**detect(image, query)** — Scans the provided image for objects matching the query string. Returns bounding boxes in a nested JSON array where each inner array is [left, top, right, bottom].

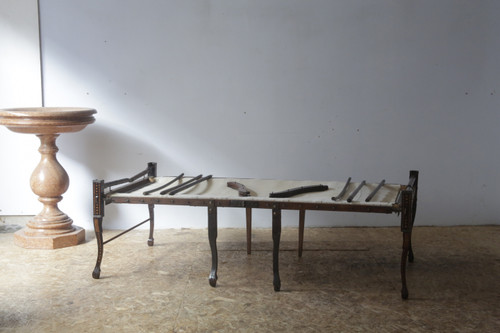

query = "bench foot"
[[92, 266, 101, 279], [273, 277, 281, 292], [209, 272, 218, 287], [401, 286, 409, 300]]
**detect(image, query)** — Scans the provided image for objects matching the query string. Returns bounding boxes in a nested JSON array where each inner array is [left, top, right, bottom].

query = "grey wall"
[[2, 0, 499, 229], [0, 0, 42, 215]]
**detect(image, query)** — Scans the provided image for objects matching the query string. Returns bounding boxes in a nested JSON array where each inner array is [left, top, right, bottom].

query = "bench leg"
[[246, 207, 252, 255], [401, 231, 412, 299], [408, 236, 414, 263], [298, 209, 305, 257], [147, 204, 155, 246], [92, 216, 103, 279], [272, 206, 282, 291], [208, 203, 218, 287], [400, 186, 416, 299]]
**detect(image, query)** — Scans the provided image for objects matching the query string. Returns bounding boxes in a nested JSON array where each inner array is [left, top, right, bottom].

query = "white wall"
[[0, 0, 42, 215], [2, 0, 499, 230]]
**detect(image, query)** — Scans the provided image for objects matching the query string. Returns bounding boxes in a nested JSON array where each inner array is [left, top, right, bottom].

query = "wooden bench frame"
[[92, 162, 418, 299]]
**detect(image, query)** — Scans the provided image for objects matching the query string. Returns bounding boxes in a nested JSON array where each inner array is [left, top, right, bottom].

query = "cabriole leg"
[[408, 237, 414, 263], [208, 202, 218, 287], [92, 216, 103, 279], [272, 206, 282, 291], [400, 188, 415, 299], [92, 179, 104, 279], [401, 231, 411, 299]]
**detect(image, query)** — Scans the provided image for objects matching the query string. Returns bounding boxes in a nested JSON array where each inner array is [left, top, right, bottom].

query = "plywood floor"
[[0, 225, 499, 332]]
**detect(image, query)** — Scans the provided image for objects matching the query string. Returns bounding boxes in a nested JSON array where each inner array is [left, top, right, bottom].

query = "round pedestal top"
[[0, 107, 96, 134]]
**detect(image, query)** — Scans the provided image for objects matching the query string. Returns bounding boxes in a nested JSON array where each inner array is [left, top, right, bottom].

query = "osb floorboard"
[[0, 226, 499, 332]]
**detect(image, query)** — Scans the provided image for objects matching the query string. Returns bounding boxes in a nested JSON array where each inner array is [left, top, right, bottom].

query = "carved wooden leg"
[[400, 187, 416, 299], [208, 202, 218, 287], [298, 209, 305, 257], [147, 204, 155, 246], [92, 216, 103, 279], [272, 206, 282, 291], [92, 180, 104, 279], [408, 237, 414, 263], [246, 207, 252, 255], [401, 231, 411, 299]]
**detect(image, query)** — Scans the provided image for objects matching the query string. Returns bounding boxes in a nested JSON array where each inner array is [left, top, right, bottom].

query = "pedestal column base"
[[14, 226, 85, 249]]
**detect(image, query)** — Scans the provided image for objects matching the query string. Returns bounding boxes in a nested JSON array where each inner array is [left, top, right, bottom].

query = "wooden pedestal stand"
[[0, 107, 96, 249]]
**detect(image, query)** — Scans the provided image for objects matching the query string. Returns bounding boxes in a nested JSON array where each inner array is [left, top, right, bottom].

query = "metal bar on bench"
[[144, 173, 184, 195], [365, 179, 385, 202], [107, 178, 153, 195], [269, 184, 329, 198], [103, 217, 151, 245], [124, 178, 155, 193], [332, 177, 351, 201], [160, 175, 202, 195], [347, 180, 366, 202], [169, 175, 213, 195], [103, 168, 150, 188]]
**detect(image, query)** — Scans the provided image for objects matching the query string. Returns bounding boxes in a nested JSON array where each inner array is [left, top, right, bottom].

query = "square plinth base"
[[13, 226, 85, 249]]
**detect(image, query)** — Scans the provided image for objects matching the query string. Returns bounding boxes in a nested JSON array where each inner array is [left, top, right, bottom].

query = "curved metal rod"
[[365, 179, 385, 202], [332, 177, 351, 201], [160, 174, 202, 195], [169, 175, 213, 195], [143, 173, 184, 195], [347, 180, 366, 202]]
